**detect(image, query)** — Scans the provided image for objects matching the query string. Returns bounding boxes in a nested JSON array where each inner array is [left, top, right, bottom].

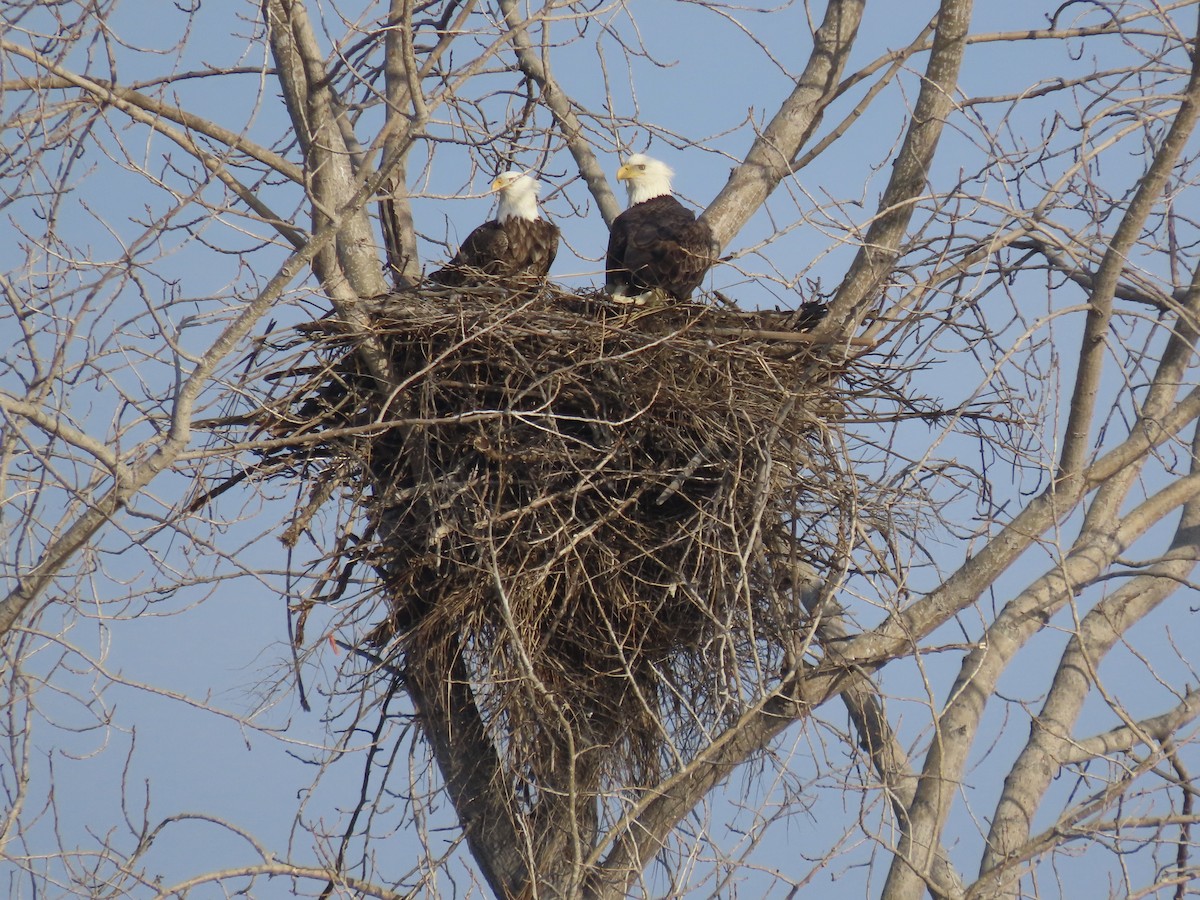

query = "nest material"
[[251, 285, 852, 786]]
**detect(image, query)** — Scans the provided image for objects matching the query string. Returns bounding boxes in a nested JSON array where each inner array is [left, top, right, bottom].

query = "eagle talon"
[[610, 294, 646, 306]]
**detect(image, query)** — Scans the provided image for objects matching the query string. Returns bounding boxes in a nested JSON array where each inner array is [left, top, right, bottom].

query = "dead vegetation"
[[219, 283, 890, 797]]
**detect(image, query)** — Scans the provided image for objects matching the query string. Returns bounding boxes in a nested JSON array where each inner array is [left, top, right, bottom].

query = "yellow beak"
[[489, 177, 507, 192], [616, 164, 634, 181]]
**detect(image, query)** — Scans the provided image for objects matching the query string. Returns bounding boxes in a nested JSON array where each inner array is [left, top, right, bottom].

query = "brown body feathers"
[[606, 194, 714, 302], [430, 216, 560, 287], [429, 172, 559, 288]]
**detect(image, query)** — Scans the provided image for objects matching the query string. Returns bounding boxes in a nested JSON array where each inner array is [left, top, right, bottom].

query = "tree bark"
[[702, 0, 865, 249], [403, 647, 530, 899], [820, 0, 975, 339], [263, 0, 390, 301]]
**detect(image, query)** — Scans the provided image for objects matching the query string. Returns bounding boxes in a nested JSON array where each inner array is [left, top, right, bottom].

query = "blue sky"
[[3, 1, 1199, 897]]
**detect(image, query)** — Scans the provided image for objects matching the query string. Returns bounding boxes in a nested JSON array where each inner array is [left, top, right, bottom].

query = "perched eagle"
[[429, 172, 559, 287], [605, 154, 715, 304]]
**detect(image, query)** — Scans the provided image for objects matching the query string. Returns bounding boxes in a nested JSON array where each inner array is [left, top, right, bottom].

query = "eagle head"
[[617, 154, 675, 205], [491, 171, 541, 221]]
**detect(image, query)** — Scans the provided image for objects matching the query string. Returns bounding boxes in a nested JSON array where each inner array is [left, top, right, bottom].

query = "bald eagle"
[[605, 154, 715, 304], [429, 172, 559, 287]]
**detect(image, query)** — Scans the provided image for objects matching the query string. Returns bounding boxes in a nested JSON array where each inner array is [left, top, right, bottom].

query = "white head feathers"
[[491, 171, 541, 222], [616, 154, 675, 206]]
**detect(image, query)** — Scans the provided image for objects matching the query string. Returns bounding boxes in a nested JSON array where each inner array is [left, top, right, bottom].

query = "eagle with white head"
[[430, 172, 559, 287], [605, 154, 715, 304]]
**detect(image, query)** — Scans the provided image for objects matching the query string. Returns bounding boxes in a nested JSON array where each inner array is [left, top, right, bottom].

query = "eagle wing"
[[605, 215, 631, 295], [429, 221, 511, 286], [430, 219, 558, 287], [506, 218, 560, 281]]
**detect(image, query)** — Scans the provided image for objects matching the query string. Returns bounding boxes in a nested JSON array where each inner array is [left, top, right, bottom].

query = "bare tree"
[[3, 1, 1200, 897]]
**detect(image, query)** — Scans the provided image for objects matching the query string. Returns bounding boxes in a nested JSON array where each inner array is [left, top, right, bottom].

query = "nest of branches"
[[242, 284, 867, 788]]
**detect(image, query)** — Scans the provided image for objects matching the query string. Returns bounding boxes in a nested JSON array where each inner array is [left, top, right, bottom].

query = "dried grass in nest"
[[248, 284, 858, 785]]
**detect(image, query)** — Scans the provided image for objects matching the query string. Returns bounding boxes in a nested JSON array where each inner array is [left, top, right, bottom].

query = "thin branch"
[[498, 0, 621, 227], [0, 40, 308, 249], [702, 0, 865, 251], [822, 0, 975, 341], [1057, 9, 1200, 478], [0, 153, 403, 638], [1009, 236, 1178, 310], [790, 19, 937, 174], [1, 73, 304, 183], [1059, 693, 1200, 766]]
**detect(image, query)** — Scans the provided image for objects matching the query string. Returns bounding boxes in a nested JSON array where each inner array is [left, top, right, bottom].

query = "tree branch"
[[823, 608, 967, 900], [377, 0, 427, 288], [498, 0, 621, 227], [880, 472, 1200, 900], [0, 40, 308, 249], [263, 0, 390, 299], [0, 394, 127, 478], [1058, 692, 1200, 766], [702, 0, 865, 251], [3, 72, 303, 183], [789, 19, 936, 175], [1056, 8, 1200, 478], [966, 751, 1173, 900], [844, 381, 1200, 668], [402, 650, 529, 900], [821, 0, 975, 338], [981, 403, 1200, 891], [1009, 236, 1178, 310], [0, 152, 402, 641]]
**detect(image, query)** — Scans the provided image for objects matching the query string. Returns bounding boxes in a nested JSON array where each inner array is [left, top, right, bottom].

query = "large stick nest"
[[238, 285, 866, 786]]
